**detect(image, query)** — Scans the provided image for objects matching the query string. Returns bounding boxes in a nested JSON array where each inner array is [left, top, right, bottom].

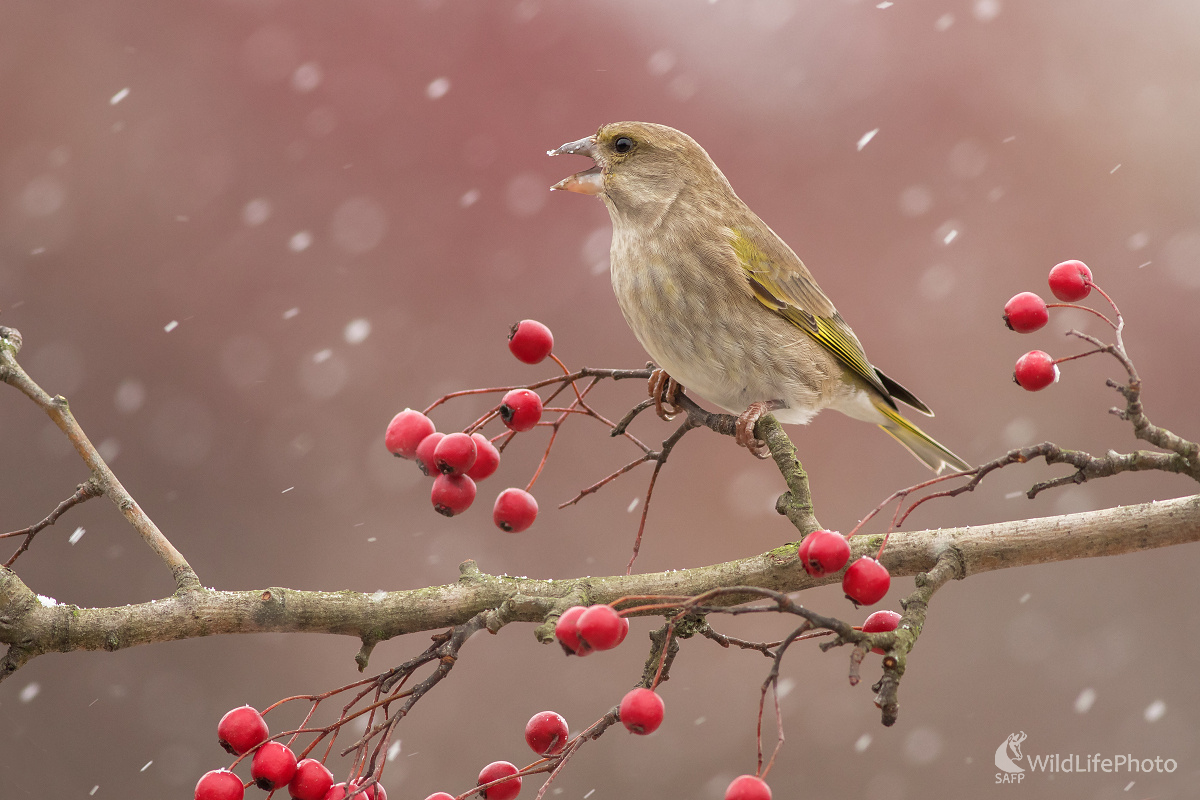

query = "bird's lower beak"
[[548, 135, 604, 195]]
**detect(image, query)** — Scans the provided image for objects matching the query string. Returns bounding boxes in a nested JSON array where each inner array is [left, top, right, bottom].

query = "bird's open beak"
[[548, 135, 604, 195]]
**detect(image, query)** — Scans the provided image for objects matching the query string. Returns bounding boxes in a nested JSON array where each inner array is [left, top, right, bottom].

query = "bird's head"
[[549, 122, 734, 223]]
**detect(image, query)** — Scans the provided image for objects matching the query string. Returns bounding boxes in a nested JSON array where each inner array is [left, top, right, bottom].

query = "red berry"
[[798, 529, 850, 577], [466, 433, 501, 481], [613, 615, 630, 647], [525, 710, 570, 756], [477, 761, 521, 800], [862, 609, 903, 655], [217, 705, 269, 755], [499, 389, 543, 432], [289, 759, 335, 800], [508, 320, 555, 365], [1048, 259, 1093, 301], [361, 782, 386, 800], [323, 783, 356, 800], [577, 605, 625, 651], [195, 769, 245, 800], [384, 410, 436, 459], [251, 741, 298, 791], [554, 605, 591, 655], [725, 775, 772, 800], [322, 782, 382, 800], [843, 557, 891, 606], [1013, 350, 1059, 391], [1003, 292, 1049, 333], [493, 488, 538, 532], [619, 688, 664, 735], [423, 795, 455, 800], [414, 432, 446, 477], [431, 473, 476, 516], [433, 431, 477, 475]]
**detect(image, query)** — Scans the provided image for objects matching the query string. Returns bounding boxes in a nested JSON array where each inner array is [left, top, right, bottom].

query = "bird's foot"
[[736, 401, 782, 459], [647, 368, 684, 421]]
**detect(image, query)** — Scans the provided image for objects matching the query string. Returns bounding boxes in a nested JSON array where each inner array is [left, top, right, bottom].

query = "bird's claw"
[[648, 369, 684, 421], [736, 402, 774, 459]]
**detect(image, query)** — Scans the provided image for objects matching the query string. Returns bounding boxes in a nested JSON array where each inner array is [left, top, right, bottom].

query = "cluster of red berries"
[[551, 604, 774, 798], [798, 529, 890, 606], [194, 706, 386, 800], [549, 605, 669, 736], [416, 709, 569, 799], [384, 320, 555, 531], [1003, 260, 1095, 391], [553, 603, 630, 655]]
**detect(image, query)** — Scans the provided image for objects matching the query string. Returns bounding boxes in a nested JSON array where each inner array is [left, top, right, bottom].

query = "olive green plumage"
[[550, 121, 970, 475]]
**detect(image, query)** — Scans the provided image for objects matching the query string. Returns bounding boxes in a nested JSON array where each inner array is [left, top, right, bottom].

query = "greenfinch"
[[549, 121, 970, 475]]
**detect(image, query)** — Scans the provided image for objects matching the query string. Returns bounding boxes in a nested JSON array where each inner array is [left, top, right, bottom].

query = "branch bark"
[[2, 494, 1197, 679]]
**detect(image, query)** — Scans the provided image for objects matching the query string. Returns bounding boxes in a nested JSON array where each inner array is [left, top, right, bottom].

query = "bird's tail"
[[875, 403, 971, 476]]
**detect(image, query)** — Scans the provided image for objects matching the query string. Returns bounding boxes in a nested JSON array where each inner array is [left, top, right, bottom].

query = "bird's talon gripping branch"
[[736, 401, 781, 459], [647, 368, 684, 421]]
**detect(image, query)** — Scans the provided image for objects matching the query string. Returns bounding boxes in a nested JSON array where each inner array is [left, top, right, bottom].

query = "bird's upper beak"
[[548, 135, 604, 195]]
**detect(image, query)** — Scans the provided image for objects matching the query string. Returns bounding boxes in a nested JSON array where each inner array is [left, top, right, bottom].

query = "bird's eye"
[[614, 136, 634, 154]]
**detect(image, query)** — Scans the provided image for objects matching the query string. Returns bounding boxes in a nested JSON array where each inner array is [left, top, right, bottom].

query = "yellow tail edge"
[[876, 404, 972, 476]]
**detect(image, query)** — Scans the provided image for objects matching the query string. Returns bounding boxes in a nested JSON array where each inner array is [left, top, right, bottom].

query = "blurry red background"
[[2, 1, 1199, 797]]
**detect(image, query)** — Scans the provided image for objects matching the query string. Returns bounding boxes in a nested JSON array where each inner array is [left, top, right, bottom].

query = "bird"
[[548, 121, 970, 475]]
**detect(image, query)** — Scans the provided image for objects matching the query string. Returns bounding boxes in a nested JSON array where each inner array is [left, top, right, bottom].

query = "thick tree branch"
[[2, 495, 1196, 681]]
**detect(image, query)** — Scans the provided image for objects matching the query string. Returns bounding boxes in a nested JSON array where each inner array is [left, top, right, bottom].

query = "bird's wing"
[[729, 226, 894, 403]]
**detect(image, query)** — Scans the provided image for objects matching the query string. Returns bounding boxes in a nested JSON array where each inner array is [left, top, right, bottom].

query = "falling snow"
[[856, 128, 879, 150], [289, 231, 313, 252], [292, 62, 323, 92], [242, 198, 272, 226], [647, 50, 676, 76], [855, 733, 873, 752], [19, 682, 40, 702], [283, 307, 300, 319], [115, 379, 146, 413], [163, 320, 179, 332], [344, 318, 371, 344], [1074, 687, 1096, 713], [69, 526, 85, 544], [1144, 699, 1166, 722], [110, 87, 130, 105], [974, 0, 1001, 21], [904, 727, 944, 765], [426, 77, 451, 99]]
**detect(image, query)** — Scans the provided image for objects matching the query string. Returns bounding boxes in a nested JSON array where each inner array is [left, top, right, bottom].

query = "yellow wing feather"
[[731, 228, 891, 401]]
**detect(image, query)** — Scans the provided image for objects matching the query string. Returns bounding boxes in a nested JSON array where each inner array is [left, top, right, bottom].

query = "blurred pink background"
[[3, 1, 1199, 797]]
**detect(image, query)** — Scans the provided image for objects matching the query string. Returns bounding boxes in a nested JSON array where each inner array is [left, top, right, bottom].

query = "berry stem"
[[1045, 301, 1116, 330], [649, 623, 674, 690], [548, 353, 584, 404], [1052, 346, 1109, 366]]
